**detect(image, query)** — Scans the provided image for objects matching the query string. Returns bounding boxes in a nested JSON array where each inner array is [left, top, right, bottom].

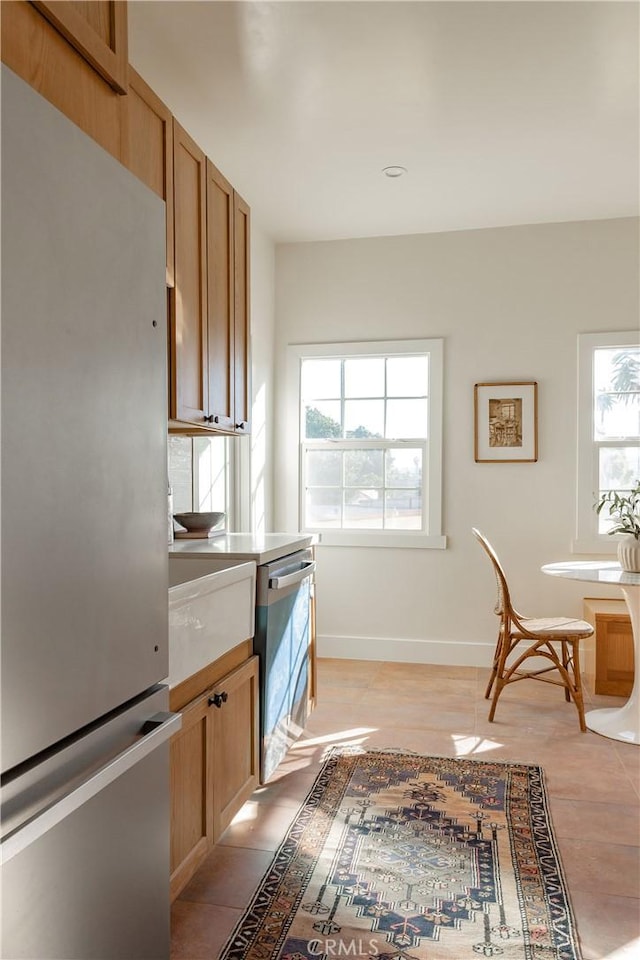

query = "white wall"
[[249, 223, 276, 534], [273, 218, 639, 665]]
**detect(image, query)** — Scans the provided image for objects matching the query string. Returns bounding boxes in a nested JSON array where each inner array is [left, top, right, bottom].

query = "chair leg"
[[569, 639, 587, 733], [485, 665, 497, 700], [561, 640, 571, 702], [488, 636, 510, 723], [555, 639, 587, 732], [485, 627, 505, 699]]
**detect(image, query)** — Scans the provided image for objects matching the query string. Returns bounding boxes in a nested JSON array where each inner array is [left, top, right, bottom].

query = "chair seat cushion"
[[513, 616, 594, 639]]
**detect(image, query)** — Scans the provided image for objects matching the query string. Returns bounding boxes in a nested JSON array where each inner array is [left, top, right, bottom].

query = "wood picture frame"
[[474, 381, 538, 462]]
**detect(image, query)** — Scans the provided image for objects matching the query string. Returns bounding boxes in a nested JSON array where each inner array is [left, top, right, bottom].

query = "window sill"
[[311, 532, 447, 549]]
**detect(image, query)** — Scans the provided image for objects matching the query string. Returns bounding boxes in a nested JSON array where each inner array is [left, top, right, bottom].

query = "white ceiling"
[[128, 1, 639, 243]]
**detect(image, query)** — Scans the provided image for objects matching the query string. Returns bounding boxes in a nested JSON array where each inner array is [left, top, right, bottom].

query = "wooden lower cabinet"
[[169, 690, 213, 900], [582, 598, 634, 697], [170, 654, 259, 900], [212, 656, 260, 837]]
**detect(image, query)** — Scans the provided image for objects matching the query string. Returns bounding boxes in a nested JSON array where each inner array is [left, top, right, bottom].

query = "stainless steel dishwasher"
[[254, 548, 316, 782]]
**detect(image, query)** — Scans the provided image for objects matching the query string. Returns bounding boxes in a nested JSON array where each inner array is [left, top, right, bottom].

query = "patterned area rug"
[[221, 750, 581, 960]]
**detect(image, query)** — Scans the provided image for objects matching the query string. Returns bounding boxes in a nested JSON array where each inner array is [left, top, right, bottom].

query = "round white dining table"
[[541, 560, 640, 745]]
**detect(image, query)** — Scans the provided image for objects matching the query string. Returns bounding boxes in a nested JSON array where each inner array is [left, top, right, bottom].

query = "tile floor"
[[171, 659, 640, 960]]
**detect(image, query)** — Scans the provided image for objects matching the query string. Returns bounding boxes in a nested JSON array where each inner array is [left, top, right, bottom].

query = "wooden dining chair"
[[472, 528, 594, 731]]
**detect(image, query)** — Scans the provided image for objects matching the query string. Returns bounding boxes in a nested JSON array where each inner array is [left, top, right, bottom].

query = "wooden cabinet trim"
[[170, 837, 208, 903], [233, 191, 251, 433], [2, 1, 125, 162], [31, 1, 129, 93], [169, 639, 253, 712]]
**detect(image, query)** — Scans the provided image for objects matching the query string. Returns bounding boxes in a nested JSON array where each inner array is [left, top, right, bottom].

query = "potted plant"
[[595, 480, 640, 572]]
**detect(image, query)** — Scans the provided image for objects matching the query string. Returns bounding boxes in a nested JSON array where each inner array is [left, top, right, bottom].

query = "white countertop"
[[169, 532, 315, 566]]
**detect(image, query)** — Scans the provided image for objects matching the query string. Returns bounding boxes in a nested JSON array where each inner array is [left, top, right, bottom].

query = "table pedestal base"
[[541, 563, 640, 744], [585, 698, 639, 744], [584, 583, 640, 744]]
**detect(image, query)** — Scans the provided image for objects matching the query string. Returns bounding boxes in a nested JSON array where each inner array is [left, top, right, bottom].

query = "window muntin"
[[303, 442, 423, 531], [302, 354, 429, 442]]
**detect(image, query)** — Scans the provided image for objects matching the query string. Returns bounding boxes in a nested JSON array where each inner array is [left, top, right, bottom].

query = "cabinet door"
[[126, 67, 175, 286], [233, 192, 251, 434], [170, 693, 213, 901], [31, 0, 128, 93], [171, 120, 208, 426], [1, 0, 125, 161], [205, 159, 235, 431], [211, 656, 259, 838]]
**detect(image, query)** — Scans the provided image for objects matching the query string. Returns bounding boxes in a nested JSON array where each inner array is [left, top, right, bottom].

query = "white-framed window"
[[168, 435, 234, 529], [574, 331, 640, 553], [284, 339, 446, 549]]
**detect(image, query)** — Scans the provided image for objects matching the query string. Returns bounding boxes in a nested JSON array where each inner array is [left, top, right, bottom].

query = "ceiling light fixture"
[[382, 165, 407, 178]]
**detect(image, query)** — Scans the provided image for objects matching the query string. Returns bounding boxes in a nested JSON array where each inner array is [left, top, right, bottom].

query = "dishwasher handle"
[[1, 710, 182, 864], [268, 560, 316, 591]]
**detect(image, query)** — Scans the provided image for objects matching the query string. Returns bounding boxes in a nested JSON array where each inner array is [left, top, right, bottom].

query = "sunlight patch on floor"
[[602, 939, 640, 959], [451, 733, 504, 756], [294, 727, 378, 747], [230, 801, 259, 826]]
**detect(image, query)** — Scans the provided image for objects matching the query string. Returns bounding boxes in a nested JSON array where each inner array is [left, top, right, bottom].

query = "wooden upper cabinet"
[[1, 0, 126, 161], [31, 0, 128, 93], [126, 67, 175, 286], [206, 160, 235, 432], [170, 147, 251, 435], [171, 120, 208, 427], [233, 192, 251, 434], [205, 162, 251, 435]]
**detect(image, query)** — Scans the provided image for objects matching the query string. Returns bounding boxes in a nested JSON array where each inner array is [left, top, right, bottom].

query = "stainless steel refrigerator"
[[1, 66, 180, 959]]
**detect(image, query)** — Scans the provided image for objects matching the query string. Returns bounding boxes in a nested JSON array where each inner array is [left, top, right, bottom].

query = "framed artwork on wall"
[[474, 381, 538, 462]]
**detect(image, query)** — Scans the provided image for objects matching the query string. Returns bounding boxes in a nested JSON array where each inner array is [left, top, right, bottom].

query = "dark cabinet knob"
[[209, 691, 228, 709], [204, 414, 215, 424], [235, 421, 247, 431]]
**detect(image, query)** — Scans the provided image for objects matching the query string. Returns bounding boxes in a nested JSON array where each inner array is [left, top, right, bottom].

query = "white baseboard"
[[317, 634, 495, 668]]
